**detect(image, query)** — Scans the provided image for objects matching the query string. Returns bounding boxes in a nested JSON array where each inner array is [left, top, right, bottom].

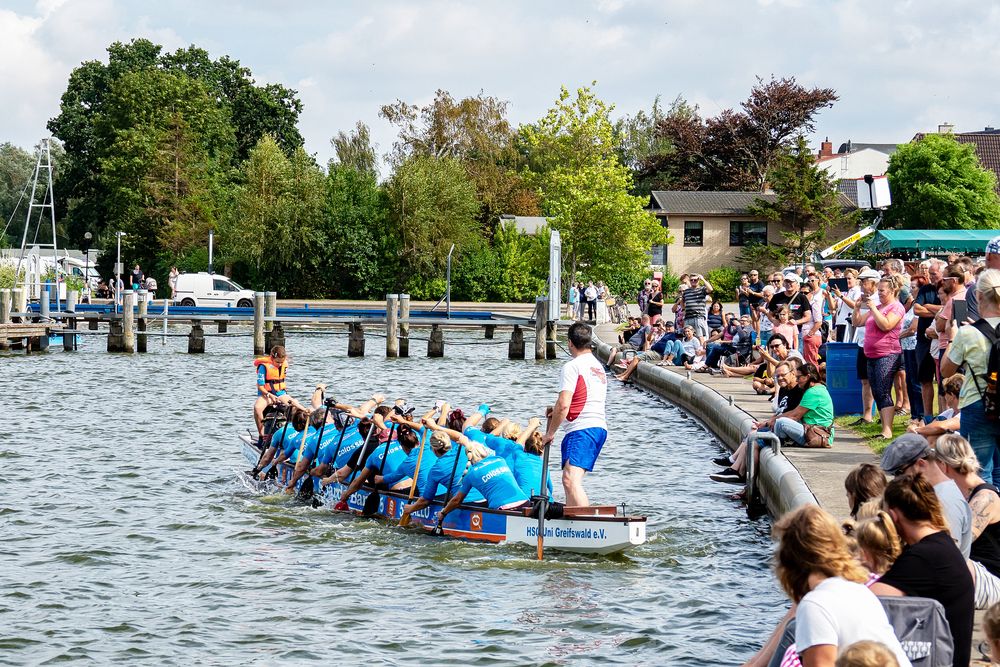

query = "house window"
[[729, 221, 768, 246], [683, 221, 703, 247]]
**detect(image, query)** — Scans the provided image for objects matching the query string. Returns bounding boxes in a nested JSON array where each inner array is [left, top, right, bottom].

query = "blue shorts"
[[561, 427, 608, 472]]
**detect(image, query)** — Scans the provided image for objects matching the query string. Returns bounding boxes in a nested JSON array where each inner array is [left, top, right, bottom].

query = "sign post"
[[548, 230, 561, 321]]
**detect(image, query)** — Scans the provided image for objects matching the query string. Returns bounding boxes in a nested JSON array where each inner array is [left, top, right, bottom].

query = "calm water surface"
[[2, 328, 785, 665]]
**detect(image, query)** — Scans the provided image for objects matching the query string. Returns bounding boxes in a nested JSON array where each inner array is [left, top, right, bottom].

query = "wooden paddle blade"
[[361, 490, 380, 517], [537, 535, 544, 561], [398, 514, 411, 527]]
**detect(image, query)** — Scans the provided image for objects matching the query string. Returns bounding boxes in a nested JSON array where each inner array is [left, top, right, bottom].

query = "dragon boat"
[[239, 435, 647, 555]]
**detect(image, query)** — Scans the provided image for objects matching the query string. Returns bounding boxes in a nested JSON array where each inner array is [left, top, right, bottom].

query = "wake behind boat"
[[239, 434, 647, 555]]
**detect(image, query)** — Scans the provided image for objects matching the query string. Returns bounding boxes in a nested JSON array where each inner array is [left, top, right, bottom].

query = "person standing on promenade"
[[682, 273, 713, 339], [584, 281, 598, 322], [168, 266, 179, 300], [543, 322, 607, 507]]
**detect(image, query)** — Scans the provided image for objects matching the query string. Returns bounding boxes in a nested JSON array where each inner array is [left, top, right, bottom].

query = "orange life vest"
[[254, 357, 287, 394]]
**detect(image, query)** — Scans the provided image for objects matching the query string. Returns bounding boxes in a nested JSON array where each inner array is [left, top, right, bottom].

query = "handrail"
[[745, 430, 781, 515]]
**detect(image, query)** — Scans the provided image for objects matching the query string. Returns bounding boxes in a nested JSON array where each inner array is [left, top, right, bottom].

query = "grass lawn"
[[833, 414, 914, 455]]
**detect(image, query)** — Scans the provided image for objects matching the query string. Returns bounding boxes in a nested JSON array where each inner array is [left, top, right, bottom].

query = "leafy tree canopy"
[[884, 133, 1000, 230]]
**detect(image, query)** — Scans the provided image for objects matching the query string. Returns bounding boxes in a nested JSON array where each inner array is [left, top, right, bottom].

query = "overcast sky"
[[3, 0, 999, 174]]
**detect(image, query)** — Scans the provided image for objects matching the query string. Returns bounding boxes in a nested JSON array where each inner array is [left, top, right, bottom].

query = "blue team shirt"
[[419, 447, 484, 503], [293, 425, 321, 464], [363, 441, 407, 477], [275, 424, 303, 460], [459, 456, 529, 508], [316, 423, 361, 468], [464, 429, 551, 499], [381, 441, 437, 489]]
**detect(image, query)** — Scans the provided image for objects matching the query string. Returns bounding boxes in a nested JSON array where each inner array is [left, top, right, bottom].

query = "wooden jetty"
[[2, 289, 572, 360]]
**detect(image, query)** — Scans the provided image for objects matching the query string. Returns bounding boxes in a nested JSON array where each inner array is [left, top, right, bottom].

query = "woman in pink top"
[[854, 276, 905, 439]]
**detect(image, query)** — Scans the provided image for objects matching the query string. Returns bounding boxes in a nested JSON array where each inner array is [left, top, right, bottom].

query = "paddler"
[[434, 441, 531, 526], [331, 419, 410, 509], [255, 408, 309, 478], [542, 322, 608, 507]]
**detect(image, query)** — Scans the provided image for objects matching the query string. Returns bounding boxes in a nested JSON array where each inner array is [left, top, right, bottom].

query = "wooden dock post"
[[217, 319, 228, 333], [0, 289, 10, 351], [122, 290, 135, 353], [398, 293, 410, 358], [508, 325, 525, 359], [188, 320, 205, 353], [268, 321, 285, 349], [427, 323, 444, 358], [107, 318, 124, 352], [136, 291, 148, 353], [484, 324, 496, 339], [546, 316, 557, 360], [63, 290, 78, 351], [385, 294, 399, 358], [264, 292, 277, 333], [253, 292, 265, 355], [12, 288, 25, 322], [348, 322, 365, 357], [89, 316, 99, 330], [533, 297, 546, 360]]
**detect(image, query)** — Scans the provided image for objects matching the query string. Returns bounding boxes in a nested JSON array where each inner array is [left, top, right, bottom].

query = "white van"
[[173, 272, 255, 307]]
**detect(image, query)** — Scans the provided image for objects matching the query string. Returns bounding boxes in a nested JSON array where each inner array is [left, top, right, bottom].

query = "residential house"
[[913, 124, 1000, 195], [815, 138, 898, 205], [647, 191, 856, 276]]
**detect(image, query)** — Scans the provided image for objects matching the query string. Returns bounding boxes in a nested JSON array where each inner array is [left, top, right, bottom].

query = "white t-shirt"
[[560, 352, 608, 433], [835, 285, 860, 327], [795, 577, 911, 666]]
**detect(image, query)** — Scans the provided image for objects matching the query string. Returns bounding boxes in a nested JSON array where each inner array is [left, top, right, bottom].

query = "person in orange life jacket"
[[253, 346, 302, 439]]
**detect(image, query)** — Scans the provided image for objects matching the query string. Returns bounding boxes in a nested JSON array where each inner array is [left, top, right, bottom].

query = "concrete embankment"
[[591, 325, 876, 520]]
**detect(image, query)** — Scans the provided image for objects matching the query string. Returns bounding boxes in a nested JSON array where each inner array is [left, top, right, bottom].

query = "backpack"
[[969, 319, 1000, 421], [877, 596, 954, 666]]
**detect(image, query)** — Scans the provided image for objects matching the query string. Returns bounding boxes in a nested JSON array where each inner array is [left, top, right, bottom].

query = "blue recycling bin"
[[825, 342, 863, 416]]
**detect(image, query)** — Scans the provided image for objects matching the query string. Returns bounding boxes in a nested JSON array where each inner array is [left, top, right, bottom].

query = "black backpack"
[[970, 319, 1000, 421]]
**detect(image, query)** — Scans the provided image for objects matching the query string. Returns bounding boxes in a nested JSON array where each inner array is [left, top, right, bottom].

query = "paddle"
[[361, 422, 396, 517], [332, 417, 377, 512], [296, 402, 332, 503], [398, 428, 429, 527], [249, 404, 287, 476], [535, 437, 553, 561], [434, 440, 464, 536]]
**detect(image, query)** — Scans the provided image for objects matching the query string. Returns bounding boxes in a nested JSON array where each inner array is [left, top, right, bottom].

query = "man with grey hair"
[[964, 235, 1000, 321]]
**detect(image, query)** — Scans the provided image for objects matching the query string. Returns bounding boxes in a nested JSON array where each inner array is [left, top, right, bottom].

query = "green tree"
[[614, 95, 673, 196], [884, 133, 1000, 230], [384, 155, 481, 291], [521, 84, 668, 293], [321, 164, 392, 297], [330, 122, 379, 178], [381, 90, 539, 233], [746, 136, 858, 265], [0, 142, 40, 245]]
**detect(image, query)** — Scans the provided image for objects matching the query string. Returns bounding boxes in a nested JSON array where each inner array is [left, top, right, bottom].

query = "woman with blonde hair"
[[854, 512, 902, 577], [936, 433, 1000, 608], [773, 505, 910, 666], [871, 473, 974, 667], [834, 640, 899, 667]]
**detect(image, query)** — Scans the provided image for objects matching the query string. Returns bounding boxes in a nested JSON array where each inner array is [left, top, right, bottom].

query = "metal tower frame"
[[15, 138, 60, 311]]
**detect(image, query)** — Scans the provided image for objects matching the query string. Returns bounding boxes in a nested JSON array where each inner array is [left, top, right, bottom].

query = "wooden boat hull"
[[239, 437, 646, 555]]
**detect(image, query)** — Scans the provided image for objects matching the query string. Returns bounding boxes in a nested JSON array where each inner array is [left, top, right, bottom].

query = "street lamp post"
[[83, 231, 92, 303]]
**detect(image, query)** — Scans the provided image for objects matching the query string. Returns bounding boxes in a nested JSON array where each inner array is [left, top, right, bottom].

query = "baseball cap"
[[858, 268, 881, 281], [987, 235, 1000, 255], [782, 273, 802, 284], [880, 433, 932, 476]]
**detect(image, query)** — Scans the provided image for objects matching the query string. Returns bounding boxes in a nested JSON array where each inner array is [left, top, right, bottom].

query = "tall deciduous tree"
[[614, 96, 673, 197], [521, 84, 668, 293], [384, 155, 481, 290], [330, 122, 379, 178], [884, 133, 1000, 230], [381, 90, 539, 232], [645, 77, 837, 191], [746, 136, 858, 266]]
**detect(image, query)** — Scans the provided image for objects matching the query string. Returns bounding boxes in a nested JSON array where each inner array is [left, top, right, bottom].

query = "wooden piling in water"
[[268, 321, 285, 350], [107, 318, 124, 352], [122, 291, 135, 353], [63, 290, 78, 351], [189, 320, 205, 353], [534, 297, 546, 360], [484, 324, 495, 339], [89, 316, 99, 330], [1, 289, 10, 351], [427, 323, 444, 357], [264, 292, 276, 333], [253, 292, 265, 355], [348, 322, 365, 357], [546, 320, 557, 359], [508, 325, 525, 359], [399, 293, 410, 358], [385, 294, 399, 358], [217, 320, 228, 333], [137, 291, 148, 353]]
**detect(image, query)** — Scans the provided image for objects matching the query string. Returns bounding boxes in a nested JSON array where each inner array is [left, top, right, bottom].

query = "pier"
[[2, 290, 570, 360]]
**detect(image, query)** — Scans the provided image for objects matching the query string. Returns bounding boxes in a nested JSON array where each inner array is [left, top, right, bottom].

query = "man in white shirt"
[[543, 322, 608, 507]]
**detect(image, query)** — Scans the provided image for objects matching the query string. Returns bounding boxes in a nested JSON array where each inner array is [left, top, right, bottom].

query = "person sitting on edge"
[[869, 473, 974, 667], [719, 333, 803, 379], [906, 374, 963, 444], [253, 346, 295, 439], [767, 362, 834, 449], [606, 313, 652, 369], [879, 432, 972, 558], [543, 322, 607, 508], [710, 358, 804, 484]]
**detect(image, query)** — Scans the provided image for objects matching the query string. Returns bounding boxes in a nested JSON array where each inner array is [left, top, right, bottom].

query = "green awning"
[[868, 229, 1000, 254]]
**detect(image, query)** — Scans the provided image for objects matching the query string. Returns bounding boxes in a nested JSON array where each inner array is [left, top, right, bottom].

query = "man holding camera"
[[682, 273, 714, 339]]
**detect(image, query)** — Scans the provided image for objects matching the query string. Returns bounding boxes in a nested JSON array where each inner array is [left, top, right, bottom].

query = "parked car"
[[173, 272, 254, 307]]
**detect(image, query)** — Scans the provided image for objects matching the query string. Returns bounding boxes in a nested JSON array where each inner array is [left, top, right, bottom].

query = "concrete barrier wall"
[[593, 337, 817, 518]]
